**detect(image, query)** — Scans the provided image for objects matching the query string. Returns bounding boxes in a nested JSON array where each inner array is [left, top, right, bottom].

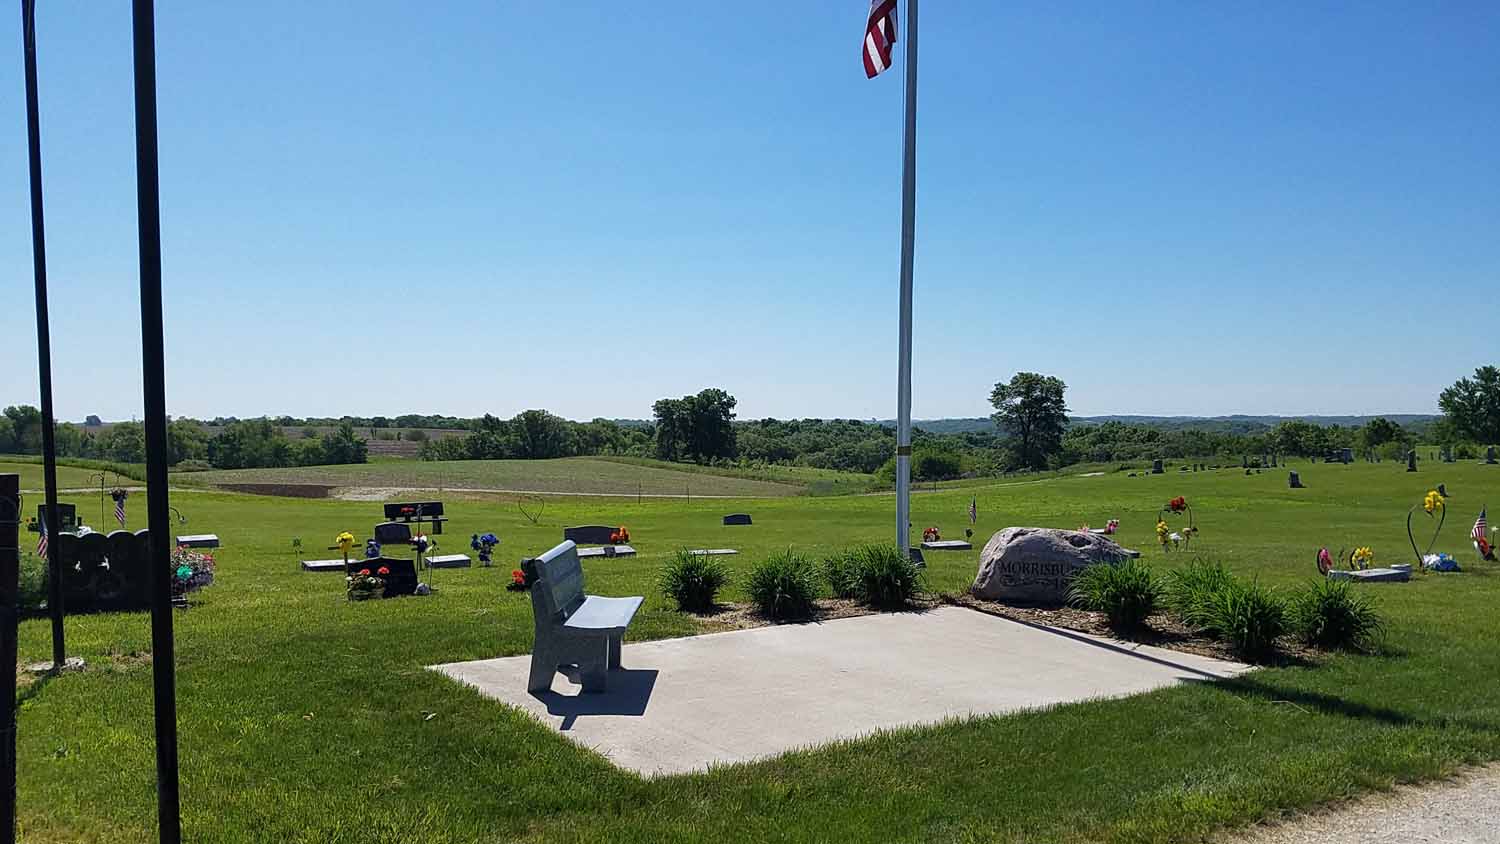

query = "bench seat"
[[564, 595, 644, 631]]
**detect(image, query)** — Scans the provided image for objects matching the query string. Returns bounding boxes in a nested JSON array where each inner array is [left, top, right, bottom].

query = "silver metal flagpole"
[[894, 0, 918, 551]]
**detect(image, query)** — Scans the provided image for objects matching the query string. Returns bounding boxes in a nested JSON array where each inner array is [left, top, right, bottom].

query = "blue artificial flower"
[[364, 539, 381, 559]]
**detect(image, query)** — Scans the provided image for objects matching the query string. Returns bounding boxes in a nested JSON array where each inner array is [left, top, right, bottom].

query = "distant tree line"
[[7, 364, 1494, 476], [1, 408, 368, 470]]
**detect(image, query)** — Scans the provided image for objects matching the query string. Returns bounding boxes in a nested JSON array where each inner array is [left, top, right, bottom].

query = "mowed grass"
[[175, 456, 806, 498], [9, 460, 1500, 843], [2, 460, 138, 493]]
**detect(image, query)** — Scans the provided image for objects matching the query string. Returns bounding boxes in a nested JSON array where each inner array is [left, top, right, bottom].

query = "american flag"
[[36, 514, 48, 558], [863, 0, 898, 79], [1476, 509, 1489, 545], [969, 497, 977, 525], [115, 495, 126, 528]]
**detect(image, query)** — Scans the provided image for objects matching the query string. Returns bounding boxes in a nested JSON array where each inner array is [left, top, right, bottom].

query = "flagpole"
[[894, 0, 918, 551], [21, 0, 68, 671], [129, 1, 182, 840]]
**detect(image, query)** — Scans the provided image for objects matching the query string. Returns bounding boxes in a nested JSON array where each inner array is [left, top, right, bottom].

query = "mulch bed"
[[944, 593, 1318, 666]]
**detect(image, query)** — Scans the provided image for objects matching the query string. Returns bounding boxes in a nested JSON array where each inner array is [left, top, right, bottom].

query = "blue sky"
[[2, 2, 1497, 423]]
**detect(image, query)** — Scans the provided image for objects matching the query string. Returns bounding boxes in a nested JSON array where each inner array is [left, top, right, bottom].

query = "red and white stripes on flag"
[[115, 496, 127, 528], [863, 0, 898, 78], [1476, 509, 1490, 544], [36, 516, 48, 558]]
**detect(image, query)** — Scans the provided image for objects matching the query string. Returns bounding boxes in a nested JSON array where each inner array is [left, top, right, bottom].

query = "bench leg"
[[608, 634, 622, 670], [527, 646, 556, 694]]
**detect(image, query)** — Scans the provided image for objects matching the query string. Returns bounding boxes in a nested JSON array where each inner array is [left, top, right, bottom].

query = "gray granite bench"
[[528, 540, 643, 694]]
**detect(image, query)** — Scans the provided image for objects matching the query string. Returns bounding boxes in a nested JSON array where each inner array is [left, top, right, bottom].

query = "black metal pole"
[[1, 473, 21, 844], [21, 0, 66, 670], [130, 2, 181, 841]]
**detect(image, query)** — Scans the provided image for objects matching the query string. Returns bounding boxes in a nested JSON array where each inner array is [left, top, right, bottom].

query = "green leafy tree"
[[3, 406, 44, 454], [653, 389, 738, 463], [989, 373, 1069, 470], [0, 415, 15, 453], [320, 421, 369, 465], [208, 419, 293, 469], [511, 410, 571, 459], [1439, 365, 1500, 445], [97, 421, 147, 463], [168, 419, 210, 464]]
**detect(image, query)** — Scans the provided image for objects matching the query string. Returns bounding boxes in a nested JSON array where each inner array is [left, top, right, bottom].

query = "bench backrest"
[[533, 540, 586, 622]]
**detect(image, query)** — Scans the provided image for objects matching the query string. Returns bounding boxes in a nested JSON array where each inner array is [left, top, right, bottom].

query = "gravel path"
[[1231, 766, 1500, 843]]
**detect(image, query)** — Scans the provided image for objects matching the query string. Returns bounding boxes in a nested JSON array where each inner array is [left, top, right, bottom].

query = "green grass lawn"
[[3, 459, 140, 493], [10, 460, 1500, 842], [171, 456, 807, 498]]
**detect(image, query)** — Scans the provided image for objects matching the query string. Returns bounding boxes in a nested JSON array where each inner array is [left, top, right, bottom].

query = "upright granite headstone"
[[1488, 446, 1497, 465], [1151, 459, 1164, 474], [971, 527, 1140, 604], [1288, 471, 1303, 489], [1407, 450, 1418, 472]]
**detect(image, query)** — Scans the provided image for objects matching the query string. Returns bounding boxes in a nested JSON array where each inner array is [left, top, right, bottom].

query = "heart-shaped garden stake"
[[1406, 487, 1449, 568]]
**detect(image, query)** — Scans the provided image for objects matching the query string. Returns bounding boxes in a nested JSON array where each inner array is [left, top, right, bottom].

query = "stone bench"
[[528, 540, 643, 694]]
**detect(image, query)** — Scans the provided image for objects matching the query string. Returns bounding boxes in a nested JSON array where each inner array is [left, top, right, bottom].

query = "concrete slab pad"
[[431, 606, 1250, 776]]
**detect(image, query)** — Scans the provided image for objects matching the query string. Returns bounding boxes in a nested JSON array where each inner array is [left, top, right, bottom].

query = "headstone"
[[1327, 567, 1410, 583], [1288, 471, 1303, 489], [375, 521, 412, 545], [425, 554, 471, 569], [175, 534, 220, 549], [35, 502, 78, 531], [722, 514, 753, 526], [1151, 459, 1164, 474], [1242, 456, 1248, 469], [1487, 446, 1497, 465], [971, 527, 1140, 604], [563, 525, 618, 545], [1406, 450, 1418, 472], [921, 539, 972, 551], [576, 544, 636, 559]]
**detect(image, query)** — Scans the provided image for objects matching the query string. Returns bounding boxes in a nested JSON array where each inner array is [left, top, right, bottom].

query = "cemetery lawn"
[[172, 456, 810, 498], [11, 460, 1500, 843]]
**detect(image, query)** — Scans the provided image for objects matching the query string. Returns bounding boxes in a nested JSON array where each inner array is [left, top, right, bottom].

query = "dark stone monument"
[[52, 529, 153, 612], [34, 502, 77, 531], [1242, 456, 1249, 469], [563, 525, 618, 545], [1406, 450, 1418, 472], [1488, 446, 1497, 465], [1151, 459, 1164, 474], [1288, 471, 1303, 489], [722, 513, 753, 526], [374, 521, 412, 545]]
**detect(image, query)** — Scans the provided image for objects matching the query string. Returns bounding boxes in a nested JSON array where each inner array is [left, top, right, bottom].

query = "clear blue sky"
[[3, 2, 1496, 423]]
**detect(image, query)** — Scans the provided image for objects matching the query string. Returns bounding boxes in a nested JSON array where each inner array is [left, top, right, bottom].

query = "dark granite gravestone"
[[722, 514, 753, 526], [374, 521, 412, 545], [1288, 471, 1303, 489], [1151, 459, 1164, 474], [1488, 446, 1497, 465], [563, 525, 618, 545], [351, 557, 418, 597], [35, 502, 77, 532], [1407, 450, 1418, 472], [52, 529, 153, 612], [383, 501, 447, 534]]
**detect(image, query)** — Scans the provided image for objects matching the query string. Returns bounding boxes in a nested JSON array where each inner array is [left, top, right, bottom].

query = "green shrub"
[[1068, 560, 1161, 630], [1207, 579, 1287, 659], [17, 553, 47, 614], [1164, 558, 1236, 633], [823, 549, 863, 599], [659, 550, 729, 613], [851, 544, 923, 608], [747, 550, 820, 621], [1290, 578, 1383, 651]]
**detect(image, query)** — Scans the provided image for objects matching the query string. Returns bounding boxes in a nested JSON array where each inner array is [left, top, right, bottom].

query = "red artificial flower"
[[357, 569, 371, 576], [511, 569, 527, 585], [377, 566, 390, 576], [1168, 496, 1187, 513]]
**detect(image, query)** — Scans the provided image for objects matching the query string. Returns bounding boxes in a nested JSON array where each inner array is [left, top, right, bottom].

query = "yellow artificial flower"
[[1423, 490, 1445, 513], [336, 531, 355, 551]]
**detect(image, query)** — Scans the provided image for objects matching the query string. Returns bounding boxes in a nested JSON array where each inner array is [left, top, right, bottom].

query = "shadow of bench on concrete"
[[532, 668, 660, 730]]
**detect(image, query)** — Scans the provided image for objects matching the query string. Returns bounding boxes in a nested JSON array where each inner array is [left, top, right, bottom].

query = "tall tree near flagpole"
[[130, 1, 182, 839], [21, 0, 68, 671], [864, 0, 918, 550]]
